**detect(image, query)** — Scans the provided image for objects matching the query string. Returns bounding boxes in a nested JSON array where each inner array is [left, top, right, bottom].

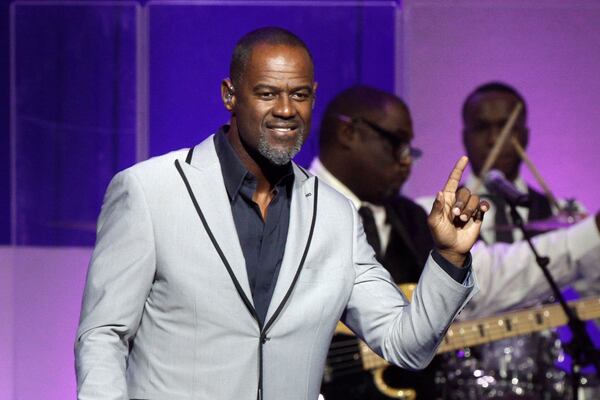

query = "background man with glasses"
[[311, 85, 439, 399], [311, 86, 427, 283]]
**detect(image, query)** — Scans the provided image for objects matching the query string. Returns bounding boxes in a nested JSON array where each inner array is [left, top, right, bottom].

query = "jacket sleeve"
[[75, 170, 156, 400], [341, 199, 478, 370]]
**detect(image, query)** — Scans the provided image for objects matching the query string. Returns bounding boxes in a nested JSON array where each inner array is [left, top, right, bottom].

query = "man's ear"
[[338, 119, 358, 149], [311, 82, 318, 110], [221, 78, 236, 111]]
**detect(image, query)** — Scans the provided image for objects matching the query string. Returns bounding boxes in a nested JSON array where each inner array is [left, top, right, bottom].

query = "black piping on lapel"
[[263, 176, 318, 333], [296, 165, 310, 178], [175, 153, 319, 400], [174, 158, 259, 323], [174, 156, 319, 328], [185, 147, 194, 164]]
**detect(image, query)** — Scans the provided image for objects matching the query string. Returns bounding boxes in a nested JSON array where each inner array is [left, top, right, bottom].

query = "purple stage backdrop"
[[9, 0, 397, 247], [3, 0, 600, 399], [401, 0, 600, 212], [0, 247, 90, 400]]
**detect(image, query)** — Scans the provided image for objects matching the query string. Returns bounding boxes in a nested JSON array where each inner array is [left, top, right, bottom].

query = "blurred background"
[[1, 0, 599, 398]]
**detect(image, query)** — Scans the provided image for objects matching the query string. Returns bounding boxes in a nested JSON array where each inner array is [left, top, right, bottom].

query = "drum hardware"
[[327, 282, 600, 398], [503, 201, 600, 400]]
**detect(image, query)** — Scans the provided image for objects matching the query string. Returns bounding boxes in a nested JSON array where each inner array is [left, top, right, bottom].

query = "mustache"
[[265, 118, 303, 129]]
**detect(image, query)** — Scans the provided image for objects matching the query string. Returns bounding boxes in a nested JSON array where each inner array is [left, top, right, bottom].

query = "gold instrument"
[[334, 284, 600, 398]]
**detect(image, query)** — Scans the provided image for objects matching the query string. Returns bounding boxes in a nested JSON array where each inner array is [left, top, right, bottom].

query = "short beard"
[[257, 131, 304, 166]]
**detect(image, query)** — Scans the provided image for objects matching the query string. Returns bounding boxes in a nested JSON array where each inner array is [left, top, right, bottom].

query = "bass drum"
[[577, 374, 600, 400], [436, 330, 571, 399]]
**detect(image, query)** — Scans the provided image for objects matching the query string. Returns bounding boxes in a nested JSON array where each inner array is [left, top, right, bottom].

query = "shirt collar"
[[309, 157, 362, 208], [214, 125, 294, 202]]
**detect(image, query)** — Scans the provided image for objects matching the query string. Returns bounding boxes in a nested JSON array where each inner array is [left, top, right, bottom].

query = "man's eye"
[[473, 124, 490, 133], [258, 92, 275, 99], [291, 92, 310, 101]]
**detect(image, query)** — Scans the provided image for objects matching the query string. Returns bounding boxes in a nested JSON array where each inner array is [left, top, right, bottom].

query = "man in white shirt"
[[440, 81, 578, 243], [426, 81, 600, 399]]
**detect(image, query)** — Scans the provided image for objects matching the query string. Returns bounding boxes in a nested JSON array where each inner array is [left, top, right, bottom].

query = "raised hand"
[[427, 156, 489, 267]]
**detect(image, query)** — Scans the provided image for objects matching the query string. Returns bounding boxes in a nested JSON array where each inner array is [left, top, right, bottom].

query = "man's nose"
[[397, 155, 413, 167], [486, 125, 502, 146], [272, 95, 296, 118], [395, 148, 413, 166]]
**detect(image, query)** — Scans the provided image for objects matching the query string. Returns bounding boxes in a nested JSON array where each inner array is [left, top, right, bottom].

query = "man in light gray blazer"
[[75, 27, 489, 400]]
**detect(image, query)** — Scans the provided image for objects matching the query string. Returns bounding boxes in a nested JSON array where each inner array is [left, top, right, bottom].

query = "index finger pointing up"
[[443, 156, 469, 193]]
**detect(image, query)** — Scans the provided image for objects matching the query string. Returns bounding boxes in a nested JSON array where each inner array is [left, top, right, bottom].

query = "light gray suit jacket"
[[75, 134, 478, 400]]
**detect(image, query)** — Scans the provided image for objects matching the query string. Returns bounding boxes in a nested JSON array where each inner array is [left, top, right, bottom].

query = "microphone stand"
[[508, 204, 600, 399]]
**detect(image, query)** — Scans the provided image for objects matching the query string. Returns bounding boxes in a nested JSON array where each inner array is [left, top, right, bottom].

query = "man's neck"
[[311, 157, 392, 251], [311, 157, 361, 208]]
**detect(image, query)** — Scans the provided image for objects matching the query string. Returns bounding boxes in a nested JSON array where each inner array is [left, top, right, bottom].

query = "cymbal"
[[493, 211, 588, 233], [525, 218, 575, 232]]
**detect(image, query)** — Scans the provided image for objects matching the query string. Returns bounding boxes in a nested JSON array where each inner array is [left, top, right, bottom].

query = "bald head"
[[229, 27, 314, 89]]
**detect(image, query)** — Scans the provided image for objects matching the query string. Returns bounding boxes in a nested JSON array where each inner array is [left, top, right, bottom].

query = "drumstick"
[[510, 137, 561, 211], [471, 102, 523, 193]]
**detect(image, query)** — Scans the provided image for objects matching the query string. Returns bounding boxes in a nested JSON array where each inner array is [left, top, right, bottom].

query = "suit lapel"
[[264, 165, 316, 324], [177, 138, 318, 329], [177, 135, 254, 309]]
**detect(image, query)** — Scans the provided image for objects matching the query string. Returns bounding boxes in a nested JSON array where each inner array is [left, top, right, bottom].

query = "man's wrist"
[[435, 248, 467, 268], [431, 250, 471, 283]]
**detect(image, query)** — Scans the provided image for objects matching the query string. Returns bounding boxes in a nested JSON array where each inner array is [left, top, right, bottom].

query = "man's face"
[[225, 44, 317, 165], [351, 101, 415, 204], [462, 91, 528, 181]]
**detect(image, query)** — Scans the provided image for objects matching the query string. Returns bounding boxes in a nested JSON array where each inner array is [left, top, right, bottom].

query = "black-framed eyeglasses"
[[336, 114, 422, 161]]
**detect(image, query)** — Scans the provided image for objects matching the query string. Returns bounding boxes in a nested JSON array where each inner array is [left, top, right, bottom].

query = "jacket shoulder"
[[109, 148, 190, 186]]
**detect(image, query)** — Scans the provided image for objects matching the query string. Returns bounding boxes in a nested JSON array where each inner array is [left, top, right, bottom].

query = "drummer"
[[417, 81, 600, 399], [456, 81, 580, 242]]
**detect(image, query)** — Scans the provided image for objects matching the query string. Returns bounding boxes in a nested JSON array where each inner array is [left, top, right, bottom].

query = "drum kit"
[[437, 317, 600, 399]]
